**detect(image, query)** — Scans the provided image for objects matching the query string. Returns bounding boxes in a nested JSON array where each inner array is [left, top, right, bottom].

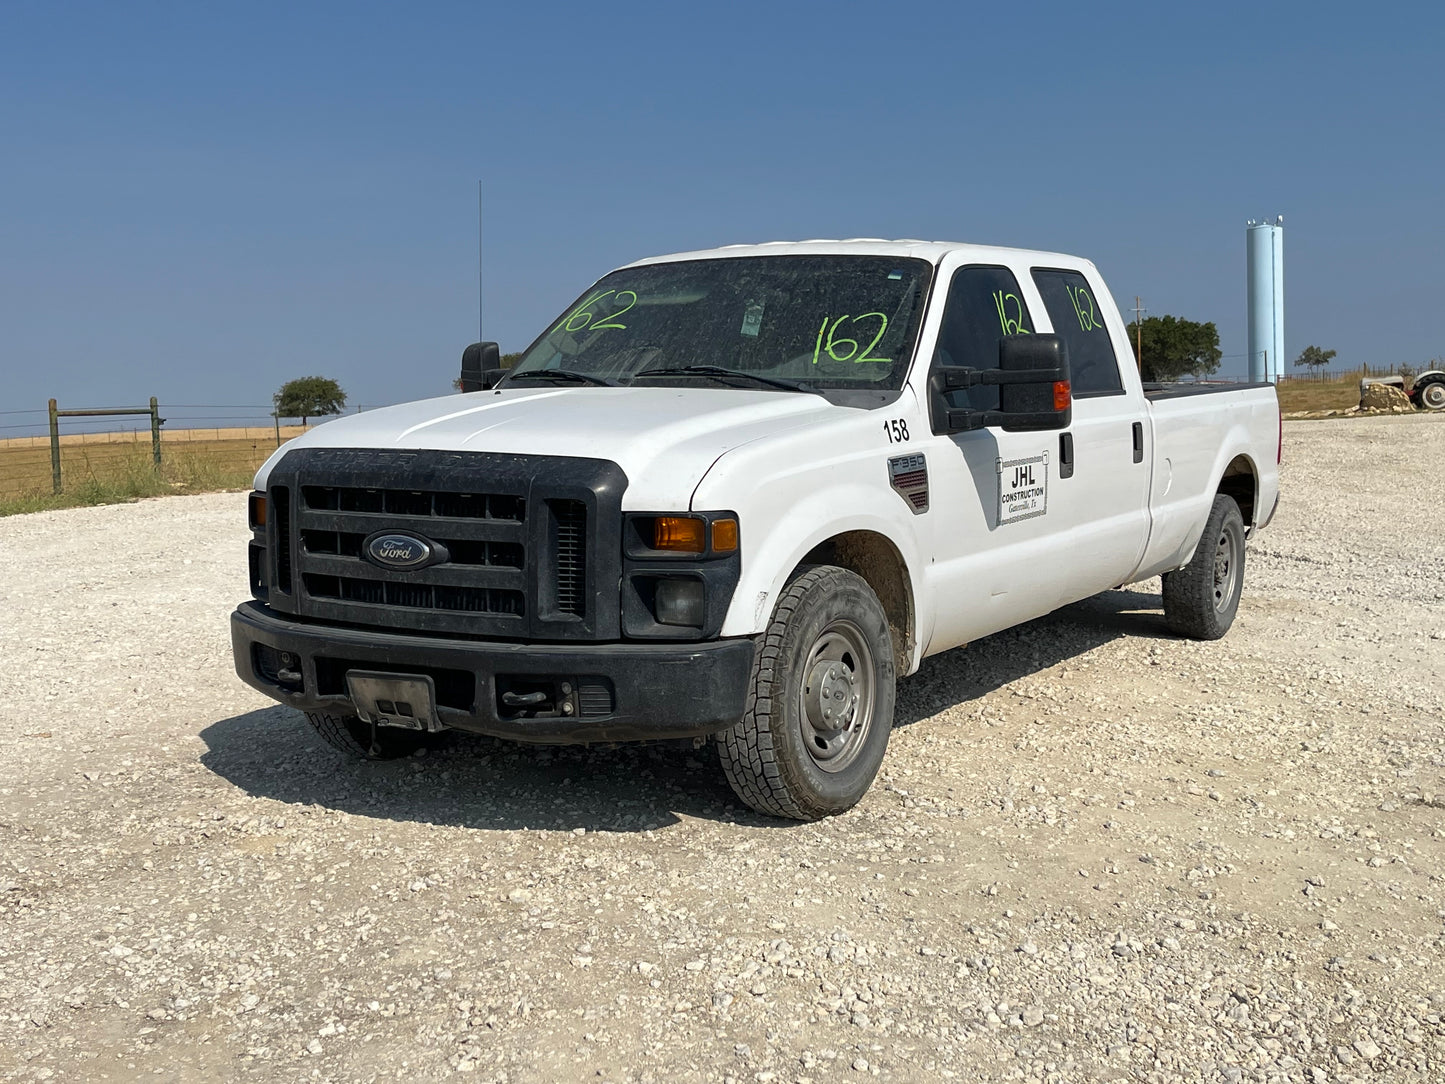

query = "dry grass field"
[[1274, 376, 1366, 413], [0, 426, 308, 513]]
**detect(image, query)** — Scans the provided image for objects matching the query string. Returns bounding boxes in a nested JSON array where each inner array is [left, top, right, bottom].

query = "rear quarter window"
[[1030, 269, 1124, 397]]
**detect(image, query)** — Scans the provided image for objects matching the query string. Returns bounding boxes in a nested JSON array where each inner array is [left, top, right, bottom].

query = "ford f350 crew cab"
[[233, 240, 1281, 820]]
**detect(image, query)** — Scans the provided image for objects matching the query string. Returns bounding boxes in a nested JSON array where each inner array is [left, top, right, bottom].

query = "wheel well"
[[1218, 455, 1257, 525], [795, 531, 914, 674]]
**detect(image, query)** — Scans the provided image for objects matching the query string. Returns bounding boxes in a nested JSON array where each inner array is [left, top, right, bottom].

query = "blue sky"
[[2, 1, 1441, 433]]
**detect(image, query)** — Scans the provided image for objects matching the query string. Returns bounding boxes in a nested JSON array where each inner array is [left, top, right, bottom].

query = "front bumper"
[[231, 601, 756, 744]]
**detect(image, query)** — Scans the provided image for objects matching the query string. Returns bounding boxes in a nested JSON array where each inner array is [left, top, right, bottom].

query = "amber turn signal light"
[[248, 491, 267, 529], [1053, 381, 1072, 411], [653, 515, 706, 552], [711, 518, 739, 553]]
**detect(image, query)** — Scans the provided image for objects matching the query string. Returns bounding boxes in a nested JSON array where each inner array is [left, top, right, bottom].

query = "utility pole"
[[1131, 297, 1147, 375]]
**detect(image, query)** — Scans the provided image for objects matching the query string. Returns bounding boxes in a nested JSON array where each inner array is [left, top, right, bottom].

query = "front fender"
[[712, 487, 927, 674]]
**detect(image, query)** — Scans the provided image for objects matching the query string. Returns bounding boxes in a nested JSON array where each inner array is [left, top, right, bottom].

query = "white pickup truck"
[[233, 240, 1280, 820]]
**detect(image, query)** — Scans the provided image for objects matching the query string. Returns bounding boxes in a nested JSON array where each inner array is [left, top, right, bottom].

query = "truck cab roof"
[[622, 238, 1095, 271]]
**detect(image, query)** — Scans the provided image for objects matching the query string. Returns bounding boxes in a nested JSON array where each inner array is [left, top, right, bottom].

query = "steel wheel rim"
[[1423, 383, 1445, 410], [799, 619, 875, 773], [1212, 525, 1239, 613]]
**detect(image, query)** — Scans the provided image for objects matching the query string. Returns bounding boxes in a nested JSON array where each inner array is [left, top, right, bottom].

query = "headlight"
[[628, 513, 739, 557], [248, 490, 267, 529], [621, 511, 741, 639]]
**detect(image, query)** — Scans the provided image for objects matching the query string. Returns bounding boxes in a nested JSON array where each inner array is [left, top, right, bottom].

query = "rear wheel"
[[304, 711, 431, 760], [1162, 494, 1246, 640], [1415, 377, 1445, 411], [718, 566, 896, 820]]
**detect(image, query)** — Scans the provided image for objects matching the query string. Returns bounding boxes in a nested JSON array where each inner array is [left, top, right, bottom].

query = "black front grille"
[[551, 500, 587, 618], [302, 573, 525, 615], [273, 486, 292, 593], [260, 448, 626, 640], [299, 528, 524, 569], [289, 480, 528, 630], [301, 485, 524, 522]]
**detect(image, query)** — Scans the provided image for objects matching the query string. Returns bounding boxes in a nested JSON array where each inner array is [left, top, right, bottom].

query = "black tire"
[[303, 711, 431, 760], [1414, 377, 1445, 411], [718, 566, 896, 820], [1162, 494, 1246, 640]]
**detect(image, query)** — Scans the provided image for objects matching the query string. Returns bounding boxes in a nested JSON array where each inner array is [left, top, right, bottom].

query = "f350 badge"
[[888, 454, 928, 514]]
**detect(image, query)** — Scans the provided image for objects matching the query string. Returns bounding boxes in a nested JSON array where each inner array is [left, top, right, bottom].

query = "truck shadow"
[[895, 586, 1171, 727], [198, 587, 1171, 831]]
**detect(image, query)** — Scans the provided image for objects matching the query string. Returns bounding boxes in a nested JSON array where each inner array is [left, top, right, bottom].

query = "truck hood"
[[254, 386, 837, 508]]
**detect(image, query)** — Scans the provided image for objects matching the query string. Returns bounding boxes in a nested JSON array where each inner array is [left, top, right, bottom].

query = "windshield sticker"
[[997, 452, 1049, 524], [1065, 283, 1105, 332], [812, 313, 891, 364], [741, 302, 764, 338], [551, 289, 637, 335], [887, 270, 903, 280], [993, 291, 1031, 337]]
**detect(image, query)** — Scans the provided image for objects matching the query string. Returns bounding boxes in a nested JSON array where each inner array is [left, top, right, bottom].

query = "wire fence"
[[0, 403, 389, 444], [1276, 364, 1421, 383]]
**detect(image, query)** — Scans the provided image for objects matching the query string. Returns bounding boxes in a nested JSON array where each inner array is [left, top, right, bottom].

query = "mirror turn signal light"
[[1053, 381, 1072, 411], [248, 491, 267, 529]]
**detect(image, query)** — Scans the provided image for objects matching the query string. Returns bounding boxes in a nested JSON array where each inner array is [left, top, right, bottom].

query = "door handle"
[[1132, 422, 1144, 464], [1058, 432, 1074, 478]]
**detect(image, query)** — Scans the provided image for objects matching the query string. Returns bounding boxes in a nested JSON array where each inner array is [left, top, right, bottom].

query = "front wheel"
[[718, 566, 896, 820], [1161, 494, 1246, 640]]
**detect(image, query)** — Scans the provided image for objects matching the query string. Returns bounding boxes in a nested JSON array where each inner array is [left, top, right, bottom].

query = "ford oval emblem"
[[364, 531, 435, 570]]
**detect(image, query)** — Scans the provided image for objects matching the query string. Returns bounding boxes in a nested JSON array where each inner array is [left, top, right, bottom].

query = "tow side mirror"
[[459, 341, 503, 392], [929, 334, 1072, 434]]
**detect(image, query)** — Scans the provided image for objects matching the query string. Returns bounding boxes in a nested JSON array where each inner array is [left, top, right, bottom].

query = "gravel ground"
[[1, 413, 1442, 1084]]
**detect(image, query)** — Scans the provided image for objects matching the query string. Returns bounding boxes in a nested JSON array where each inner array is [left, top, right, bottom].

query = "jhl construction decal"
[[997, 452, 1048, 525]]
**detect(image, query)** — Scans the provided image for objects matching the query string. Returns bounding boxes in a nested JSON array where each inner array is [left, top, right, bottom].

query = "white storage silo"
[[1246, 217, 1285, 382]]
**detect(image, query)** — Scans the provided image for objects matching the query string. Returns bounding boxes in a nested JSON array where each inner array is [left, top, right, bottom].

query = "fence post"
[[273, 412, 281, 448], [48, 398, 61, 494], [150, 397, 162, 468]]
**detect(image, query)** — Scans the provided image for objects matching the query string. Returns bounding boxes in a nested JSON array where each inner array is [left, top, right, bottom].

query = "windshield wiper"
[[632, 365, 822, 395], [506, 369, 617, 388]]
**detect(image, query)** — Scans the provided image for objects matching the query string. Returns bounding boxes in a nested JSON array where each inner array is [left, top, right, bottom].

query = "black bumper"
[[231, 601, 755, 744]]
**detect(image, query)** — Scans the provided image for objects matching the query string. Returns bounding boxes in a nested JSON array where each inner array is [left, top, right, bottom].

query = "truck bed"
[[1142, 381, 1274, 400]]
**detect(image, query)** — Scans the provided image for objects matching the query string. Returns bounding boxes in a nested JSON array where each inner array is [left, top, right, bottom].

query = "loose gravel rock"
[[1, 413, 1442, 1082]]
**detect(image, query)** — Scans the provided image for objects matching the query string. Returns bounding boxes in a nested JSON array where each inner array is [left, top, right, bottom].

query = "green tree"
[[1294, 345, 1337, 370], [274, 376, 346, 425], [1123, 315, 1223, 382]]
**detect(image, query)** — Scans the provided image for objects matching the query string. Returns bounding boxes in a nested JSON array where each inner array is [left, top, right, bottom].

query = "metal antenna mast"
[[485, 181, 491, 343]]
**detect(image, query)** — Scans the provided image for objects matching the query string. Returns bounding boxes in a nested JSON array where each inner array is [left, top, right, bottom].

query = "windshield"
[[508, 255, 934, 394]]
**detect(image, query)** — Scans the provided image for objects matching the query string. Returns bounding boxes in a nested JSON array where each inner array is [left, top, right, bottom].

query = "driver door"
[[919, 262, 1076, 652]]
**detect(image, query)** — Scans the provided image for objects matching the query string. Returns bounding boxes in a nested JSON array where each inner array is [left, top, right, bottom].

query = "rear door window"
[[1030, 269, 1123, 397], [933, 265, 1035, 412]]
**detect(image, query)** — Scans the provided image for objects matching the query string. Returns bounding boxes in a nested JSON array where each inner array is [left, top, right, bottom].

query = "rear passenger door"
[[1029, 267, 1151, 601]]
